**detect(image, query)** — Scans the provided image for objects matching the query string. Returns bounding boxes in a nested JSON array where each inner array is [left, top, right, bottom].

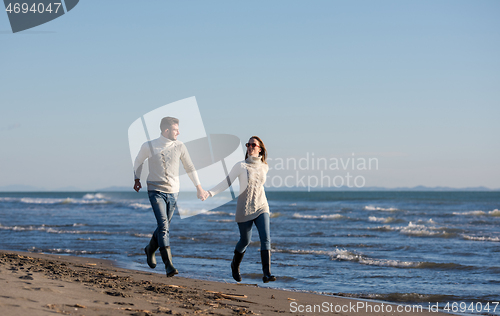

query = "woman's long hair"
[[245, 136, 267, 164]]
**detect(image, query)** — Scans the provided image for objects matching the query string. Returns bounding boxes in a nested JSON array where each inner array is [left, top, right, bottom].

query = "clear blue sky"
[[1, 0, 499, 190]]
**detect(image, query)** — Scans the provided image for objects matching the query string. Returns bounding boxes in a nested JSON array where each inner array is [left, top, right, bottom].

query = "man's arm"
[[179, 144, 208, 200], [132, 142, 150, 192]]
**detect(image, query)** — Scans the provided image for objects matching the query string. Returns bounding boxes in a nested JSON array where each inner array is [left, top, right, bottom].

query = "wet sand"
[[0, 250, 450, 315]]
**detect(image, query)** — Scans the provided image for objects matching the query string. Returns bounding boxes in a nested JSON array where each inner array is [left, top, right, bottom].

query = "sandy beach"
[[0, 250, 454, 316]]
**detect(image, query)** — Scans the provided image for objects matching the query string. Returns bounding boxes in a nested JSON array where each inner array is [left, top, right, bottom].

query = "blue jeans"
[[148, 191, 178, 248], [235, 212, 271, 253]]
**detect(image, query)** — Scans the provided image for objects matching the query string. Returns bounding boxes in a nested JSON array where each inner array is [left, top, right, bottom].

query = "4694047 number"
[[443, 302, 499, 314], [5, 3, 62, 14]]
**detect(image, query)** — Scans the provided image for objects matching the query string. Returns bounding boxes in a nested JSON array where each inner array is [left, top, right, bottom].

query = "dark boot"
[[261, 250, 276, 283], [231, 250, 245, 282], [144, 235, 159, 269], [159, 246, 178, 277]]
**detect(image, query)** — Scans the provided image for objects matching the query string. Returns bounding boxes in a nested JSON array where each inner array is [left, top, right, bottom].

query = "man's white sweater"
[[134, 135, 200, 193]]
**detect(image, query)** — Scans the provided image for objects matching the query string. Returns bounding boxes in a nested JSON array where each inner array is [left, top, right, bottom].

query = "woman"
[[207, 136, 276, 283]]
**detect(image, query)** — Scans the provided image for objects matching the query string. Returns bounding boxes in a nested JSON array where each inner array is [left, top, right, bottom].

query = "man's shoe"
[[144, 235, 159, 269], [159, 246, 178, 277]]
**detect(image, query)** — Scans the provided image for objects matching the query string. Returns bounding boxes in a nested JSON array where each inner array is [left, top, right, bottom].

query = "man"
[[133, 116, 208, 277]]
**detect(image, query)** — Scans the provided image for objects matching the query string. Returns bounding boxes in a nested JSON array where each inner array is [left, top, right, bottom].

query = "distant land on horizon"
[[0, 185, 499, 192]]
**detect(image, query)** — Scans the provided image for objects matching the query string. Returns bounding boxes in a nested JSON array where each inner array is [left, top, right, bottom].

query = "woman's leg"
[[254, 212, 271, 251], [254, 212, 276, 283], [230, 220, 253, 281], [235, 220, 253, 253]]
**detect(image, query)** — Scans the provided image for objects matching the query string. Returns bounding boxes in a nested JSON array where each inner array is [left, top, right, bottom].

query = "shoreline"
[[0, 250, 452, 315]]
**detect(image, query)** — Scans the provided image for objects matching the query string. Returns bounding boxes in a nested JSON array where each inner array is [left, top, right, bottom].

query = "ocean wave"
[[131, 233, 152, 238], [0, 223, 115, 235], [489, 209, 500, 216], [399, 222, 456, 238], [129, 203, 151, 210], [29, 247, 117, 255], [332, 248, 476, 271], [338, 292, 461, 303], [451, 209, 500, 217], [273, 248, 335, 256], [178, 208, 210, 216], [368, 216, 400, 223], [332, 248, 418, 268], [364, 205, 399, 211], [82, 193, 107, 200], [462, 235, 500, 242], [198, 210, 234, 216], [275, 246, 478, 271], [292, 213, 345, 220], [368, 225, 401, 231], [453, 210, 486, 216], [1, 196, 110, 205]]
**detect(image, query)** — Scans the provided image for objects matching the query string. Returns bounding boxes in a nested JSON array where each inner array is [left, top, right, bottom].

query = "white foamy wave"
[[332, 248, 418, 268], [129, 203, 151, 210], [462, 235, 500, 242], [29, 247, 116, 255], [275, 248, 418, 269], [12, 196, 109, 205], [416, 218, 437, 224], [199, 210, 233, 216], [82, 193, 106, 200], [19, 197, 70, 204], [131, 233, 152, 238], [368, 216, 399, 223], [399, 222, 453, 237], [452, 210, 486, 216], [489, 209, 500, 217], [369, 216, 386, 222], [368, 225, 401, 231], [0, 223, 113, 235], [274, 249, 334, 256], [178, 208, 210, 217], [364, 205, 399, 211], [292, 213, 344, 220]]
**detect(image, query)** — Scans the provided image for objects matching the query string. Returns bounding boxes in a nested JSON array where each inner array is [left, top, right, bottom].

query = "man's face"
[[165, 124, 180, 141]]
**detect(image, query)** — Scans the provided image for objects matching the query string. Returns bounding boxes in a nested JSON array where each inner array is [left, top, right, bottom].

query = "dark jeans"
[[235, 212, 271, 253], [148, 190, 178, 248]]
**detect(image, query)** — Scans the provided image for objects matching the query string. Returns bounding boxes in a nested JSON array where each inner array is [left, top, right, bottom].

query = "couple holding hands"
[[133, 117, 276, 283]]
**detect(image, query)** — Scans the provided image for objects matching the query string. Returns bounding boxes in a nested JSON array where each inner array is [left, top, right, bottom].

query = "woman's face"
[[247, 138, 261, 157]]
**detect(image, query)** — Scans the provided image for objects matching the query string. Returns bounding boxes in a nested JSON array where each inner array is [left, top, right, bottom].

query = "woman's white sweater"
[[208, 156, 269, 223]]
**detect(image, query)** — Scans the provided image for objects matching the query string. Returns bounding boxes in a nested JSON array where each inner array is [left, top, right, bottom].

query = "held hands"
[[196, 185, 210, 201], [133, 179, 142, 192]]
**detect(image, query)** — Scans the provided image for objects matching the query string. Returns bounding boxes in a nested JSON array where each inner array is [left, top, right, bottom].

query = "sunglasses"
[[245, 143, 260, 148]]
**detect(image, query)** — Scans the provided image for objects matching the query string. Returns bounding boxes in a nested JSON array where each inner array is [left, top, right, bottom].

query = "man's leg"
[[148, 191, 178, 276], [254, 213, 276, 283], [160, 192, 179, 277], [144, 232, 159, 269], [148, 191, 170, 248]]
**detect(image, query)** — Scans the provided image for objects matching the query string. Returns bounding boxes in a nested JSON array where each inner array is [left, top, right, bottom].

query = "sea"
[[0, 191, 499, 314]]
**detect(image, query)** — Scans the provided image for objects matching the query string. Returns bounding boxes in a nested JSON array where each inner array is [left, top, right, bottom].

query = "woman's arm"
[[208, 162, 243, 197]]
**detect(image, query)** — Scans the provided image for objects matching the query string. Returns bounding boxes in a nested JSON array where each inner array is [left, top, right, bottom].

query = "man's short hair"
[[160, 117, 179, 132]]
